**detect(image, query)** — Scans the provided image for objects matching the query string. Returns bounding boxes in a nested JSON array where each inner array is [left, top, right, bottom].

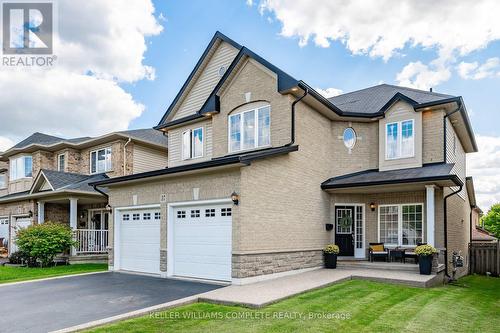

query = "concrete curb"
[[0, 271, 108, 288], [50, 295, 199, 333]]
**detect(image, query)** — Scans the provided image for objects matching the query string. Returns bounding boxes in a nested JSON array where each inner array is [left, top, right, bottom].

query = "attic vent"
[[218, 66, 226, 77]]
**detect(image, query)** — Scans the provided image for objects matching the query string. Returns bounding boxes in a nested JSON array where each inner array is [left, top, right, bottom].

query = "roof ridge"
[[380, 83, 453, 98]]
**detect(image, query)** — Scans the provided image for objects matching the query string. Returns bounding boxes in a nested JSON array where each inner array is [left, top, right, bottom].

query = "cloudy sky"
[[0, 0, 499, 210]]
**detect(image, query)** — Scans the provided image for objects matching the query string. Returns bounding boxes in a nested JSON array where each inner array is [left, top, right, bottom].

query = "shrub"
[[15, 222, 76, 267], [323, 244, 340, 254], [415, 244, 438, 257], [8, 251, 27, 265]]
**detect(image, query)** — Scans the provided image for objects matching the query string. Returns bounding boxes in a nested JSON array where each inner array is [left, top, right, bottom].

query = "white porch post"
[[69, 198, 78, 256], [37, 201, 45, 224], [425, 185, 435, 247]]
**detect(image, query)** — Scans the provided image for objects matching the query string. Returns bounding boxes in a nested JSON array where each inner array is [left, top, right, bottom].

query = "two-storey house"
[[0, 129, 168, 262], [92, 32, 478, 283]]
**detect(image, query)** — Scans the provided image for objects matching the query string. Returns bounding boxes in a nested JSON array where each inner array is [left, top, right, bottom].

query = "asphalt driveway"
[[0, 272, 223, 333]]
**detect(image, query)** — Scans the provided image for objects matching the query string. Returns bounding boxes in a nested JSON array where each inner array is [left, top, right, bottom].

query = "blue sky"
[[127, 0, 500, 138]]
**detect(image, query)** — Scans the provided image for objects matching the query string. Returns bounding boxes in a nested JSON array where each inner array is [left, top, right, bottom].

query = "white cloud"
[[258, 1, 500, 87], [315, 87, 343, 98], [0, 0, 162, 150], [457, 57, 500, 80], [0, 137, 15, 152], [467, 135, 500, 210], [396, 61, 451, 90], [246, 0, 254, 6]]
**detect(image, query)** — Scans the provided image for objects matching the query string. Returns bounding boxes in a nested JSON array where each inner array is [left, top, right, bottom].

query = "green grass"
[[0, 263, 108, 284], [88, 275, 499, 333]]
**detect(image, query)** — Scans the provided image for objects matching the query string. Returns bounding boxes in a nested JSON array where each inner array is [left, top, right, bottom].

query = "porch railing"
[[74, 229, 108, 254]]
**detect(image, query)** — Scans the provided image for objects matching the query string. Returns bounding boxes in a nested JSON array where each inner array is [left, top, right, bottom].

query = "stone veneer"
[[232, 250, 323, 278]]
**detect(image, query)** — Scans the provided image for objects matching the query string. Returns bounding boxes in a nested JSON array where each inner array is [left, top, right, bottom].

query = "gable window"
[[379, 204, 423, 246], [10, 155, 32, 180], [386, 119, 414, 160], [0, 172, 6, 189], [90, 147, 112, 174], [229, 105, 270, 153], [58, 154, 66, 172], [182, 127, 203, 160]]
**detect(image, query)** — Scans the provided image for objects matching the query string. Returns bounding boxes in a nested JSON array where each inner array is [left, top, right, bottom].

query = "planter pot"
[[324, 253, 338, 269], [418, 255, 433, 275]]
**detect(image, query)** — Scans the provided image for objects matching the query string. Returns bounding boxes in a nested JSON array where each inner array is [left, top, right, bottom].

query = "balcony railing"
[[74, 229, 108, 254]]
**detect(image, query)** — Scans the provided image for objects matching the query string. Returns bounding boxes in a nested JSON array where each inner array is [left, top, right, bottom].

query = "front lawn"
[[0, 264, 108, 284], [88, 275, 499, 333]]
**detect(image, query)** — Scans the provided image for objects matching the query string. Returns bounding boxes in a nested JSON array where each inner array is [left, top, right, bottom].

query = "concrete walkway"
[[199, 268, 442, 308]]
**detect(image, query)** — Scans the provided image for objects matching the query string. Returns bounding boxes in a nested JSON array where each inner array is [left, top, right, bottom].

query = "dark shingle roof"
[[40, 169, 108, 194], [11, 132, 65, 150], [118, 128, 168, 146], [328, 84, 455, 115], [321, 163, 461, 189]]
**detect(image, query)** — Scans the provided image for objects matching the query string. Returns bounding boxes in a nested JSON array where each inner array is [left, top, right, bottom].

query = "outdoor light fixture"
[[370, 203, 376, 211], [28, 210, 33, 218], [105, 204, 112, 212], [231, 192, 239, 205]]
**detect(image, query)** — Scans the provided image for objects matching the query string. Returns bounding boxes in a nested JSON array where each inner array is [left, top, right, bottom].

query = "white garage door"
[[10, 217, 32, 253], [173, 203, 232, 281], [119, 209, 161, 275]]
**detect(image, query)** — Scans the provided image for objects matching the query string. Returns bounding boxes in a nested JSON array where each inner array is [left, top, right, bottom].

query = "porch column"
[[426, 185, 435, 247], [37, 201, 45, 224], [69, 198, 78, 256]]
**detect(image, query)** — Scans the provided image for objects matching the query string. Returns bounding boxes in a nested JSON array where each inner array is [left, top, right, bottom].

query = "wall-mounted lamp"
[[231, 192, 239, 206], [80, 209, 87, 220], [28, 210, 33, 218], [105, 204, 113, 212], [370, 203, 376, 212]]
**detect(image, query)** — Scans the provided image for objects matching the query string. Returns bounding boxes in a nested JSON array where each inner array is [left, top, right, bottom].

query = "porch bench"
[[369, 243, 389, 262]]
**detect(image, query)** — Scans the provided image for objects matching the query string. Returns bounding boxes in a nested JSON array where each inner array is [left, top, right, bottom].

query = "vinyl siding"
[[446, 118, 466, 199], [172, 41, 239, 121], [133, 144, 168, 174]]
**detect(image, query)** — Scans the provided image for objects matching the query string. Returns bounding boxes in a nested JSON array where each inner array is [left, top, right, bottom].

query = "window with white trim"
[[379, 204, 423, 246], [122, 214, 130, 221], [0, 172, 6, 189], [221, 208, 232, 216], [386, 119, 414, 160], [90, 147, 112, 174], [143, 213, 151, 220], [58, 153, 65, 172], [132, 213, 140, 221], [182, 127, 203, 160], [229, 105, 270, 153], [190, 209, 200, 218], [154, 212, 161, 220], [10, 155, 32, 180]]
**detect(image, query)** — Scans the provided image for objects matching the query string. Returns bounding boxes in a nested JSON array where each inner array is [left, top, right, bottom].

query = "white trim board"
[[333, 203, 366, 259]]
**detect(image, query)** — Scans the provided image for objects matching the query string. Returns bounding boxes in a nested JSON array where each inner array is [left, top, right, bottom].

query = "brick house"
[[0, 130, 168, 262], [87, 31, 478, 283]]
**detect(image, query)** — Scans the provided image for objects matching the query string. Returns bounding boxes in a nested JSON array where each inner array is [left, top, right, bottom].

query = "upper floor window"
[[90, 147, 112, 174], [58, 153, 65, 172], [0, 172, 7, 189], [10, 155, 32, 180], [182, 127, 203, 160], [386, 119, 414, 160], [229, 105, 270, 153]]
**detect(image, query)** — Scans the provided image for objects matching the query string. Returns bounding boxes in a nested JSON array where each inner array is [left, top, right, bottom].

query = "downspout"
[[123, 137, 132, 175], [92, 184, 109, 199], [443, 184, 463, 279], [285, 86, 308, 147]]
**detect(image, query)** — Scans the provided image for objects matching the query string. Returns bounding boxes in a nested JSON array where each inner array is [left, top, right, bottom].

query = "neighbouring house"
[[0, 129, 168, 262], [466, 177, 497, 243], [91, 32, 478, 283]]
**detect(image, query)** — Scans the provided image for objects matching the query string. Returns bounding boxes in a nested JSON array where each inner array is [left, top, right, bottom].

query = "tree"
[[481, 203, 500, 239]]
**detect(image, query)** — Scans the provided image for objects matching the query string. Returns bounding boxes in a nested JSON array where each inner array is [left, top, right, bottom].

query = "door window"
[[336, 208, 353, 234]]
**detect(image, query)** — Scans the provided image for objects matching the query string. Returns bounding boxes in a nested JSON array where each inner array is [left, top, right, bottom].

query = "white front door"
[[173, 203, 232, 281], [10, 216, 32, 253], [0, 217, 9, 248], [119, 209, 161, 274]]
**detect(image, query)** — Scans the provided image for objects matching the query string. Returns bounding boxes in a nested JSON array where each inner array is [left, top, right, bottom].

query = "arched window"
[[228, 104, 270, 152]]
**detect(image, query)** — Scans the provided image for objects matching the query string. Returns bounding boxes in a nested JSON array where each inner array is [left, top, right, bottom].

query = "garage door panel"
[[173, 203, 232, 281], [119, 209, 160, 275]]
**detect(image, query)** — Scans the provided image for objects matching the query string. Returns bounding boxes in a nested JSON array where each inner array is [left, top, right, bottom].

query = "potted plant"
[[415, 244, 438, 275], [323, 244, 340, 269]]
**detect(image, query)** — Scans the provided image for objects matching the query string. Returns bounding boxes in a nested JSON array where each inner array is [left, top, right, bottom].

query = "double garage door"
[[119, 203, 232, 281]]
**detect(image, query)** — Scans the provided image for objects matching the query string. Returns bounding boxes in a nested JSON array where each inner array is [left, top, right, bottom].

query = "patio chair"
[[404, 242, 426, 264], [368, 243, 389, 262]]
